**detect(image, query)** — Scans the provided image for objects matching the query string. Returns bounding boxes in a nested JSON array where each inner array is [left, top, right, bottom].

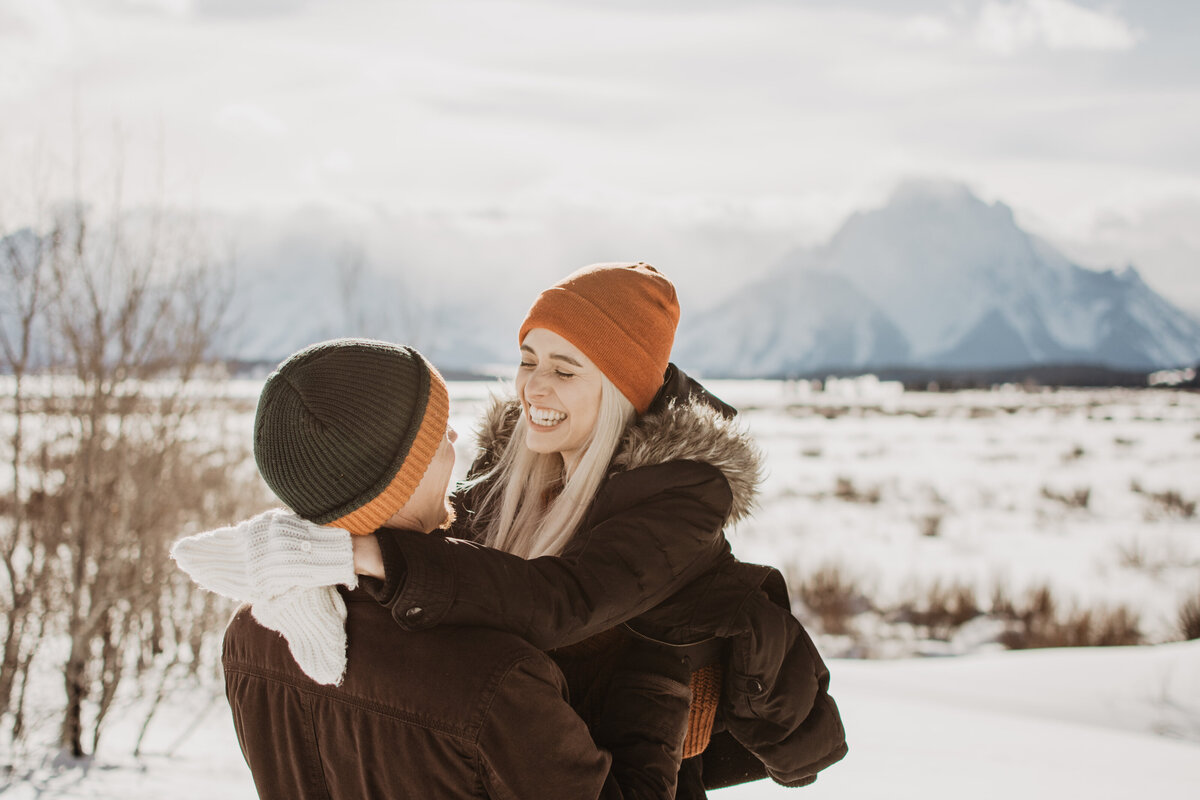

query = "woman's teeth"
[[529, 406, 566, 426]]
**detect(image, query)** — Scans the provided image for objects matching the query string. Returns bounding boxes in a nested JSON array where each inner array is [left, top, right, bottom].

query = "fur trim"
[[611, 399, 763, 525], [472, 392, 523, 469], [472, 394, 763, 526]]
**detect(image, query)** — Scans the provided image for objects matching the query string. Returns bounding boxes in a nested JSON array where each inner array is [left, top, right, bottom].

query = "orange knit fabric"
[[682, 662, 722, 759], [518, 263, 680, 413], [328, 369, 449, 535]]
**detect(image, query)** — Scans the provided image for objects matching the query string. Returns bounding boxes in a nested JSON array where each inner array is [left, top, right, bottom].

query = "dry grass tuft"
[[1061, 444, 1086, 461], [1148, 489, 1197, 518], [1040, 486, 1091, 509], [1180, 591, 1200, 641], [893, 580, 980, 640], [1130, 481, 1197, 518], [1116, 538, 1151, 571], [917, 514, 943, 538], [993, 584, 1142, 649], [792, 563, 872, 636], [833, 476, 881, 504]]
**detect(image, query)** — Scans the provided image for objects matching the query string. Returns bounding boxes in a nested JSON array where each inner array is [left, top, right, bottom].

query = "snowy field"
[[5, 642, 1198, 799], [3, 378, 1199, 797]]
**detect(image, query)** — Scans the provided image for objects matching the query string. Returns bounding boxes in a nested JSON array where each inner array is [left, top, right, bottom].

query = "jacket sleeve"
[[370, 460, 733, 649], [722, 570, 848, 787], [477, 650, 690, 800]]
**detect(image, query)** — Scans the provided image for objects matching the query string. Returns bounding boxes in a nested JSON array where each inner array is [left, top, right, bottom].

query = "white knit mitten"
[[170, 509, 357, 602], [252, 585, 349, 685]]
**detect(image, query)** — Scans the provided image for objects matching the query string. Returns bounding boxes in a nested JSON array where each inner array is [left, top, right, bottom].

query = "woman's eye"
[[518, 361, 535, 369], [555, 370, 575, 379]]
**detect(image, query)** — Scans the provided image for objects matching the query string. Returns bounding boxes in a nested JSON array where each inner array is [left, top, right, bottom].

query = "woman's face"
[[516, 328, 604, 477]]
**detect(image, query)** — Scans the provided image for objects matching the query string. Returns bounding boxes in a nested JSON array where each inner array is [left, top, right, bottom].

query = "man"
[[173, 339, 689, 799]]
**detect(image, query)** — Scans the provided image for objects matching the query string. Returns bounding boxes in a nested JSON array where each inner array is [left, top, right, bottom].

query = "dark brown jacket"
[[223, 588, 690, 799], [369, 366, 848, 791]]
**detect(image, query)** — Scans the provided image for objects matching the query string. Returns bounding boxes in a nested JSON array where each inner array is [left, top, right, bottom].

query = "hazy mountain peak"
[[679, 180, 1200, 376], [890, 177, 986, 207]]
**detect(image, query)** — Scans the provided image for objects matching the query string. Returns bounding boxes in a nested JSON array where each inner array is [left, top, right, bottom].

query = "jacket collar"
[[474, 364, 762, 525]]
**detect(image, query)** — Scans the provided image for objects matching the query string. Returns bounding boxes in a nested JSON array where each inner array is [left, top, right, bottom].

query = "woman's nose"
[[525, 370, 550, 398]]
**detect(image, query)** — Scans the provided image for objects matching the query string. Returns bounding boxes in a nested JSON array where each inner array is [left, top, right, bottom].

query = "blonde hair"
[[472, 376, 636, 559]]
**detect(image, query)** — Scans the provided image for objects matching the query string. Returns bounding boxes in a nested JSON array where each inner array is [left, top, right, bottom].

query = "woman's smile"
[[528, 405, 567, 428]]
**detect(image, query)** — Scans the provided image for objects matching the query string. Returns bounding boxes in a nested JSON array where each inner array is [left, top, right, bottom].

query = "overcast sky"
[[2, 0, 1198, 313]]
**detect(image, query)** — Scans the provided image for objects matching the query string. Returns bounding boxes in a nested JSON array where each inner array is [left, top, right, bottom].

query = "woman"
[[220, 263, 845, 794]]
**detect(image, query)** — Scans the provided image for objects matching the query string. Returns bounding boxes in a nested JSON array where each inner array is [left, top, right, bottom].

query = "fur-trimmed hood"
[[472, 391, 763, 526]]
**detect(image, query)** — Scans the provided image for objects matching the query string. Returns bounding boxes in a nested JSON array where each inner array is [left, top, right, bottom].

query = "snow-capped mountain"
[[677, 180, 1200, 376]]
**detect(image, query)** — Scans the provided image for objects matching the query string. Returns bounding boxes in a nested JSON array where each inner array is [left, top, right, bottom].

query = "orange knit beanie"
[[519, 262, 680, 414]]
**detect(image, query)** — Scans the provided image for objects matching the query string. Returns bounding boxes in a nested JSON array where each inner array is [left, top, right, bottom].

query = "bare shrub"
[[994, 584, 1142, 649], [833, 476, 881, 504], [893, 580, 980, 640], [1040, 486, 1091, 509], [792, 563, 872, 636], [1179, 591, 1200, 641], [1, 162, 253, 758], [0, 227, 54, 738]]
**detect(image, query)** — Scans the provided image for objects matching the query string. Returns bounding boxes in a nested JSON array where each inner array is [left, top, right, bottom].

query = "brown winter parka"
[[223, 587, 692, 799], [367, 365, 848, 791]]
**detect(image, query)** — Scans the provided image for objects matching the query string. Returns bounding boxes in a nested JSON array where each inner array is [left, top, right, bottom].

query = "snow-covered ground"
[[5, 641, 1197, 799], [720, 380, 1200, 653], [3, 378, 1198, 796]]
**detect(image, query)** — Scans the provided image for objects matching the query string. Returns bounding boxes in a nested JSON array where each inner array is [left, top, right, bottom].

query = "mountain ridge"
[[676, 180, 1200, 377]]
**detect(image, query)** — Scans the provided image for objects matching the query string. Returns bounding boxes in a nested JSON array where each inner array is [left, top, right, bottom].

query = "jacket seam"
[[469, 653, 541, 746], [299, 691, 334, 798]]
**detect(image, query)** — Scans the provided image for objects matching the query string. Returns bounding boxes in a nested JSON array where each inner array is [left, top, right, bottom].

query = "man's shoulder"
[[223, 591, 563, 737]]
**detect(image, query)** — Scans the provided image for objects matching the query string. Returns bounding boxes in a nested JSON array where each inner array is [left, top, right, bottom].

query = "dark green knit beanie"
[[253, 338, 450, 535]]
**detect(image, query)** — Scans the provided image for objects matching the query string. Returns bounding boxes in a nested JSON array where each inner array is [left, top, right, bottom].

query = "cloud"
[[88, 0, 312, 18], [214, 104, 288, 138], [898, 14, 955, 45], [321, 149, 354, 175], [189, 0, 312, 18], [974, 0, 1143, 55], [897, 1, 1143, 55], [0, 0, 73, 99], [1049, 194, 1200, 314], [79, 0, 191, 16]]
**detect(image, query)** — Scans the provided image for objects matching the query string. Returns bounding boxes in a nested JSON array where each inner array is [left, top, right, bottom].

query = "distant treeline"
[[697, 363, 1200, 390]]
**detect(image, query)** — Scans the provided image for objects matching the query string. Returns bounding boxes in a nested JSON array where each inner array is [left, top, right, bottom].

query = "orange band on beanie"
[[328, 370, 449, 535], [519, 263, 679, 413]]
